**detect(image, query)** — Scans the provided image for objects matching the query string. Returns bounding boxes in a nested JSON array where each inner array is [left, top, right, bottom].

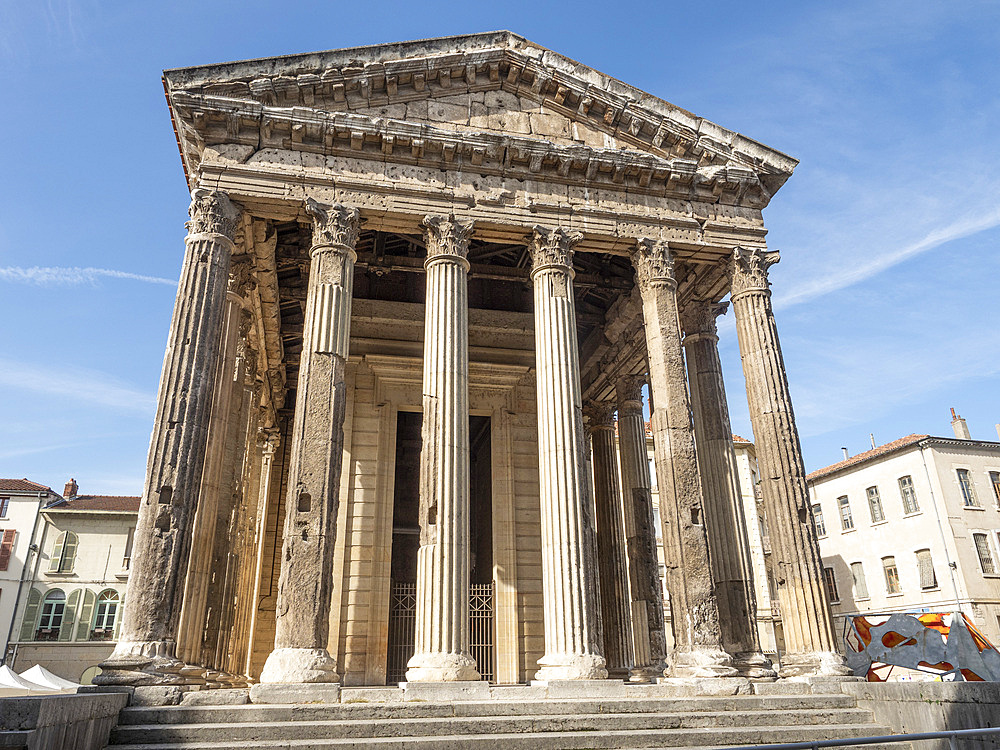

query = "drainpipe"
[[2, 492, 48, 665], [919, 443, 963, 613]]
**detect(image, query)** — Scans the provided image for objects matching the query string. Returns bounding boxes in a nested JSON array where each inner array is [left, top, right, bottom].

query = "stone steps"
[[104, 690, 906, 750]]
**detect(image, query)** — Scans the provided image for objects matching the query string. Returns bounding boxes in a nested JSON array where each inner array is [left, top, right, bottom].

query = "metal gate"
[[386, 581, 495, 684]]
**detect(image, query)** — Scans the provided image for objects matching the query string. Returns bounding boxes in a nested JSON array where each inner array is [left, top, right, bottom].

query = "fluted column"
[[530, 226, 608, 681], [406, 215, 480, 682], [682, 299, 775, 679], [258, 199, 360, 684], [632, 238, 736, 678], [585, 402, 633, 680], [729, 246, 848, 678], [97, 190, 240, 685], [245, 428, 280, 676], [615, 375, 668, 681]]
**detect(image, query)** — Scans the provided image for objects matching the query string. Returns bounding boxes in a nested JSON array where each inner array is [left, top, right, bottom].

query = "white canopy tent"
[[19, 665, 80, 693], [0, 665, 55, 697]]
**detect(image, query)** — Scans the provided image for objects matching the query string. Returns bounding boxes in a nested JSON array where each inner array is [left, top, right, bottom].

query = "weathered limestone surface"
[[406, 215, 481, 682], [615, 375, 668, 682], [729, 246, 848, 678], [585, 402, 634, 680], [681, 300, 775, 679], [258, 200, 360, 684], [97, 190, 240, 686], [632, 239, 736, 678], [530, 227, 607, 682]]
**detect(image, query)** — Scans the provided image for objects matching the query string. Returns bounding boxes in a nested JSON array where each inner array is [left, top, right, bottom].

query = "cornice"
[[170, 91, 772, 209], [164, 36, 796, 197]]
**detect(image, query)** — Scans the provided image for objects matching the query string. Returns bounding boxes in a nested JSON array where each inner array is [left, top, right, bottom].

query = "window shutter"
[[59, 590, 80, 641], [18, 588, 42, 641], [61, 532, 78, 573], [0, 529, 15, 571], [76, 589, 97, 640], [48, 533, 66, 573], [114, 594, 124, 640]]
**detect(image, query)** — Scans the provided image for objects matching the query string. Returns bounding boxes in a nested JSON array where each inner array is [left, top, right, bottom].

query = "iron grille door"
[[386, 581, 496, 684]]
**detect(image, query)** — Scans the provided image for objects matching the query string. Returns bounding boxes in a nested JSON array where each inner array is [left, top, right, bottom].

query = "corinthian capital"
[[680, 299, 729, 338], [631, 238, 676, 290], [730, 246, 780, 300], [584, 401, 616, 431], [187, 189, 240, 239], [305, 198, 361, 252], [615, 374, 647, 413], [423, 214, 474, 261], [528, 226, 583, 275]]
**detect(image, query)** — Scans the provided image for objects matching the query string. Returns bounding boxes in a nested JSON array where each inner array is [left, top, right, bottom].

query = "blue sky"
[[1, 1, 998, 494]]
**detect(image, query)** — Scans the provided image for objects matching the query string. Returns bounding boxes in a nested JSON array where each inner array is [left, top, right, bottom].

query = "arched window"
[[92, 590, 119, 639], [47, 531, 79, 574], [36, 589, 66, 640]]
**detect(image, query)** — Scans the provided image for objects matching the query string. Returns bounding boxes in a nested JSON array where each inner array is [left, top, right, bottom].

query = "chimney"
[[841, 447, 849, 461], [63, 478, 78, 499], [951, 408, 971, 440], [870, 433, 876, 449]]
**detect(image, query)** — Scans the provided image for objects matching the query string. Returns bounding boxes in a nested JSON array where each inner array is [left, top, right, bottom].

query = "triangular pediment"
[[164, 32, 797, 205]]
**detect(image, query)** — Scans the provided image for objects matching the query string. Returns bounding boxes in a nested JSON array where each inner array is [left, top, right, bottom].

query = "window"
[[882, 556, 901, 594], [838, 496, 854, 531], [36, 590, 66, 640], [850, 561, 869, 599], [0, 529, 14, 572], [0, 496, 8, 518], [915, 549, 938, 590], [648, 458, 657, 489], [122, 527, 135, 571], [973, 533, 996, 574], [898, 475, 919, 515], [91, 590, 119, 640], [823, 567, 840, 602], [812, 504, 827, 537], [867, 486, 885, 523], [958, 469, 980, 507], [990, 472, 1000, 508], [47, 531, 78, 574]]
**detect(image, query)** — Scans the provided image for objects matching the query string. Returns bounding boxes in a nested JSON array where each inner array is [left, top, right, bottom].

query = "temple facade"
[[97, 32, 847, 691]]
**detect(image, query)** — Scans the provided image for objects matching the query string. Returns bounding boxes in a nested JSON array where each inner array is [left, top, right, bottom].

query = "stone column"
[[681, 299, 775, 679], [729, 246, 848, 678], [245, 428, 280, 676], [615, 375, 668, 681], [406, 215, 481, 682], [258, 199, 360, 684], [530, 226, 608, 681], [585, 402, 634, 680], [96, 190, 240, 685], [631, 238, 736, 678]]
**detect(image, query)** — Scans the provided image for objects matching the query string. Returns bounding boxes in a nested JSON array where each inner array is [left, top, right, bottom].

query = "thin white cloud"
[[0, 358, 155, 414], [772, 206, 1000, 310], [0, 266, 176, 287]]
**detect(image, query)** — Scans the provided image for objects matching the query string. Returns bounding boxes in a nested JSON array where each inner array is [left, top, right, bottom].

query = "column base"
[[732, 651, 777, 680], [258, 647, 340, 684], [405, 652, 481, 682], [250, 682, 341, 704], [628, 662, 666, 683], [778, 650, 853, 679], [669, 647, 739, 678], [534, 652, 608, 681], [93, 640, 186, 686]]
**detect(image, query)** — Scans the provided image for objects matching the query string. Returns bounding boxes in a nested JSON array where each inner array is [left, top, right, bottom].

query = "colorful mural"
[[845, 611, 1000, 681]]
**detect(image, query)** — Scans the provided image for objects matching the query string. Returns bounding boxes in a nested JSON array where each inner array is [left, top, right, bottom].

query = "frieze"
[[304, 198, 361, 251], [423, 214, 474, 260], [168, 92, 771, 209], [186, 189, 239, 239], [730, 246, 780, 300]]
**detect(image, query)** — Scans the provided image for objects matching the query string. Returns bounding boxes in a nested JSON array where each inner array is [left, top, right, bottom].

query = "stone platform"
[[102, 680, 907, 750]]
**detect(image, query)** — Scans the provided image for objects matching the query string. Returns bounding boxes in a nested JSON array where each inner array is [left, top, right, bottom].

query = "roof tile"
[[0, 478, 54, 493], [806, 434, 929, 483]]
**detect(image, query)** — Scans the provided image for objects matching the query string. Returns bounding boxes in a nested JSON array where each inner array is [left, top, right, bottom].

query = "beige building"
[[0, 479, 59, 662], [8, 480, 138, 683], [807, 412, 1000, 649], [96, 33, 847, 694]]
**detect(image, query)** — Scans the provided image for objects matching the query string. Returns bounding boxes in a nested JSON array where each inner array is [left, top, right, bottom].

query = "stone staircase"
[[103, 683, 907, 750]]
